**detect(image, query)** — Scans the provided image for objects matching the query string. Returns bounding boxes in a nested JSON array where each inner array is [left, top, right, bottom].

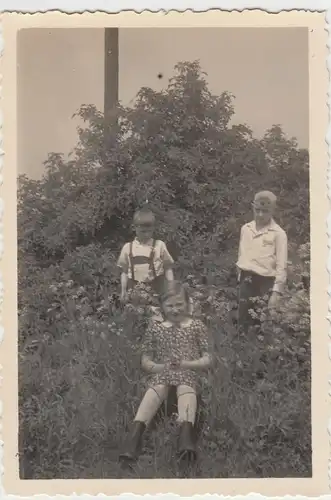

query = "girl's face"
[[163, 293, 188, 323]]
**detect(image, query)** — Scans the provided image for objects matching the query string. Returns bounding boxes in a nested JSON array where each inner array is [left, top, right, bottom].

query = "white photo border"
[[0, 3, 330, 499]]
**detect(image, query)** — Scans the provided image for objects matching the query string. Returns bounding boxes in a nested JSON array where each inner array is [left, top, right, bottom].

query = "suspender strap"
[[129, 241, 135, 282], [129, 239, 157, 283], [149, 239, 157, 280]]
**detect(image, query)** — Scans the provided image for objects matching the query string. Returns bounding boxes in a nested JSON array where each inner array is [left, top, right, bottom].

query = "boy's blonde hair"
[[133, 206, 156, 226], [253, 190, 277, 208]]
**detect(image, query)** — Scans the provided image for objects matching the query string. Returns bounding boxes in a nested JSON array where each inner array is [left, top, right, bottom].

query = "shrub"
[[18, 61, 311, 478]]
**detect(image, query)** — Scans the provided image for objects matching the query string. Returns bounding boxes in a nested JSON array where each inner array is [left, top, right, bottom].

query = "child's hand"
[[120, 291, 129, 304], [166, 359, 181, 371], [180, 356, 211, 371], [153, 363, 165, 374]]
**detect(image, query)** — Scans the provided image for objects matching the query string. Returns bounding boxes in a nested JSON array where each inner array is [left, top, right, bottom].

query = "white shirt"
[[117, 238, 174, 282], [236, 219, 288, 293]]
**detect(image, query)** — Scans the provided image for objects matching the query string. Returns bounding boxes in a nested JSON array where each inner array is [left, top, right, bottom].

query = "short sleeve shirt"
[[117, 239, 174, 283]]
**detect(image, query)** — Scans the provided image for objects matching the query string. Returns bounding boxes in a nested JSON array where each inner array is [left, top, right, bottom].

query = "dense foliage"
[[18, 61, 311, 478]]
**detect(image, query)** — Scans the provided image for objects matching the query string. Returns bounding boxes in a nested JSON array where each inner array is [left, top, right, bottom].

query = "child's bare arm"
[[180, 320, 213, 371], [117, 243, 130, 300], [141, 354, 165, 373], [141, 323, 164, 373], [180, 353, 212, 371], [165, 267, 174, 281], [161, 242, 175, 281], [120, 272, 129, 300]]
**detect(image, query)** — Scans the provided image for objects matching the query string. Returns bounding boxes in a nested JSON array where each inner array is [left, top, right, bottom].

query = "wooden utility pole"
[[104, 28, 119, 119]]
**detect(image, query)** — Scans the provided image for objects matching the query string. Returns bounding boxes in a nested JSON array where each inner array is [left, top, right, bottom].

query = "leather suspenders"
[[129, 239, 157, 283]]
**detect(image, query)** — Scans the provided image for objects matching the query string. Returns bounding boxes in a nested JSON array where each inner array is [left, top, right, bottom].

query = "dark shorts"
[[126, 282, 161, 313], [124, 282, 163, 340], [127, 274, 165, 297], [238, 270, 275, 332]]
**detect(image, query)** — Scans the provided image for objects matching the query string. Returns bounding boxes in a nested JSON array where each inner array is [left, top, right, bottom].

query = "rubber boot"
[[119, 421, 146, 462], [178, 421, 197, 462]]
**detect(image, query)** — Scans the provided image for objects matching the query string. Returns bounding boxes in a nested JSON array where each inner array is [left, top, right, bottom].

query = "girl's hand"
[[166, 359, 181, 371], [153, 363, 165, 374], [180, 355, 211, 371]]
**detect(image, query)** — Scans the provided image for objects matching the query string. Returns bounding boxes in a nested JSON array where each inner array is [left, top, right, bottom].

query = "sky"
[[17, 27, 308, 179]]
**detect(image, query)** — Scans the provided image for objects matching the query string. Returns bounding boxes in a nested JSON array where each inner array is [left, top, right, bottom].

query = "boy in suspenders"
[[117, 207, 175, 319]]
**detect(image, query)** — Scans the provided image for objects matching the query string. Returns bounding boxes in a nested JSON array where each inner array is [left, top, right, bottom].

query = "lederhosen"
[[127, 239, 165, 298]]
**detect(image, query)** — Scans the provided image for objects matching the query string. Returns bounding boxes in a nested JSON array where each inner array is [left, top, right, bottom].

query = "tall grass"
[[19, 250, 311, 478]]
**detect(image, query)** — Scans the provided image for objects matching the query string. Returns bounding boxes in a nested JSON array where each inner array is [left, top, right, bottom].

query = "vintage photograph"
[[0, 11, 325, 495], [16, 25, 313, 480]]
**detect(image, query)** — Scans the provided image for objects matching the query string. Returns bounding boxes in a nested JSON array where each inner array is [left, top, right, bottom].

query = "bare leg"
[[134, 385, 169, 425], [177, 385, 197, 425], [177, 385, 198, 461]]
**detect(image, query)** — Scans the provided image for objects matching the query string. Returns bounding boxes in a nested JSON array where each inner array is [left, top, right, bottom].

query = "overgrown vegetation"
[[18, 61, 311, 478]]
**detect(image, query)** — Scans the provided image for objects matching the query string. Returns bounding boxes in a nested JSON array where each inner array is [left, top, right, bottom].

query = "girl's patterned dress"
[[141, 318, 210, 389]]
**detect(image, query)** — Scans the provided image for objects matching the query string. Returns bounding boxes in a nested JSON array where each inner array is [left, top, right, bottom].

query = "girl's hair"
[[160, 280, 190, 305]]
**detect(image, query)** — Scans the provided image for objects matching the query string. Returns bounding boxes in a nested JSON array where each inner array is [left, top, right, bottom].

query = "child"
[[236, 191, 288, 332], [117, 206, 175, 314], [119, 281, 212, 463]]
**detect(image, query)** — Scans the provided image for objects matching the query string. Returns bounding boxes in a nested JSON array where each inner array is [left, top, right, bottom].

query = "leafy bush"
[[18, 61, 311, 478]]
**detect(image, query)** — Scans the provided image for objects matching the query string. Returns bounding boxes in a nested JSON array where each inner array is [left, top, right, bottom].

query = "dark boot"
[[119, 421, 146, 462], [178, 421, 197, 462]]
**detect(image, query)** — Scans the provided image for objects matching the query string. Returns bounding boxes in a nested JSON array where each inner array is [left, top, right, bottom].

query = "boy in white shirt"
[[236, 191, 288, 332]]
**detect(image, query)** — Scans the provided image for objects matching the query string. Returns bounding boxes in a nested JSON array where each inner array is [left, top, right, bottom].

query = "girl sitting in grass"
[[119, 280, 212, 463]]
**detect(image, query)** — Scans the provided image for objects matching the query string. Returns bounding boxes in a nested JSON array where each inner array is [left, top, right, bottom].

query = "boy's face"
[[253, 203, 273, 227], [135, 221, 154, 242]]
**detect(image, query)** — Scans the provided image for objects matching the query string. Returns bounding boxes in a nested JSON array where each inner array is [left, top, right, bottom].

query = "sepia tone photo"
[[1, 10, 329, 497]]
